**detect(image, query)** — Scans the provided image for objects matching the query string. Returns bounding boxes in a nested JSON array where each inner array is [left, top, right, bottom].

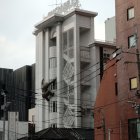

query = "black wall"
[[0, 64, 35, 121]]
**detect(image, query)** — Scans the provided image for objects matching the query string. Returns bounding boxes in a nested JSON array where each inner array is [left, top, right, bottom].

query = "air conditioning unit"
[[136, 90, 140, 98]]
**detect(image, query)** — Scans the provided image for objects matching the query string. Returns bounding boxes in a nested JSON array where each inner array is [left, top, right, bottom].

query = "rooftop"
[[33, 8, 98, 35]]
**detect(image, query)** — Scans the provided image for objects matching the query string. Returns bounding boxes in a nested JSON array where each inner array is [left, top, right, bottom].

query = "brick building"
[[116, 0, 140, 139], [94, 0, 140, 139], [94, 59, 119, 140]]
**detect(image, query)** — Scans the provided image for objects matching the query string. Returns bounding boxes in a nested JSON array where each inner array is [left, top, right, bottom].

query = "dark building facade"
[[0, 64, 35, 121], [0, 68, 14, 119]]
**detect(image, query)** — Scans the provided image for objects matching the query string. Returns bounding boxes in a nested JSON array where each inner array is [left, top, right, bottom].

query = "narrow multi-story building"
[[34, 7, 116, 131], [94, 0, 140, 140], [116, 0, 140, 139]]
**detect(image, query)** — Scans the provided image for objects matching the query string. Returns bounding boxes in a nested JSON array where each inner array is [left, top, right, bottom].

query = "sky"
[[0, 0, 115, 70]]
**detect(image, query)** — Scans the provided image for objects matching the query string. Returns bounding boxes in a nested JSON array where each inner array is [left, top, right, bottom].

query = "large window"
[[127, 7, 134, 20], [129, 118, 140, 140], [128, 35, 136, 48], [130, 77, 137, 90], [63, 28, 74, 50]]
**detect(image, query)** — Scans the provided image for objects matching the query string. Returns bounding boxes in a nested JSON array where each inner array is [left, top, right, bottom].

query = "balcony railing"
[[80, 46, 90, 63], [80, 70, 91, 86]]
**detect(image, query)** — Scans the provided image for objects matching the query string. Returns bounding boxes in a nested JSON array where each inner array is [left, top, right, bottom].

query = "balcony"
[[80, 46, 90, 63], [80, 70, 91, 86]]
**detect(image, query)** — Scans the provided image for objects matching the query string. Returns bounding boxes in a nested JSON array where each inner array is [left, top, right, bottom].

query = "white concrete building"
[[34, 8, 116, 132], [105, 16, 116, 42]]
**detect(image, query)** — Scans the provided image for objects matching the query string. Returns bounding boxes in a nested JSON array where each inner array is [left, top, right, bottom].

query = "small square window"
[[130, 77, 137, 90], [128, 35, 136, 48], [127, 7, 134, 20]]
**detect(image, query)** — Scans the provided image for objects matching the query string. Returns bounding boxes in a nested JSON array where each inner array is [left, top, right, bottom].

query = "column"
[[56, 22, 64, 128]]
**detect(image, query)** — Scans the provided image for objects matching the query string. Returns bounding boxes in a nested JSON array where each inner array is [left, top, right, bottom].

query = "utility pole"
[[1, 89, 6, 140]]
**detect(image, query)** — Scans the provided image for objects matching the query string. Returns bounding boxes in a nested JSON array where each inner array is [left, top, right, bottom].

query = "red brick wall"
[[94, 59, 120, 140], [116, 0, 140, 139]]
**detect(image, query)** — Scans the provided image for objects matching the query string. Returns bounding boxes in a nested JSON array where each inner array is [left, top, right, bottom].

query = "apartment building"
[[34, 6, 116, 131], [116, 0, 140, 139], [94, 0, 140, 139]]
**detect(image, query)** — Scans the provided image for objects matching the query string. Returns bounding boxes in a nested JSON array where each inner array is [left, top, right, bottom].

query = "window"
[[50, 123, 57, 128], [49, 57, 57, 68], [127, 7, 134, 20], [49, 79, 57, 90], [69, 29, 74, 47], [0, 131, 2, 140], [130, 77, 137, 90], [63, 28, 74, 50], [115, 82, 118, 96], [128, 35, 136, 48], [50, 101, 57, 112], [32, 115, 35, 122], [63, 32, 67, 50], [129, 118, 140, 140]]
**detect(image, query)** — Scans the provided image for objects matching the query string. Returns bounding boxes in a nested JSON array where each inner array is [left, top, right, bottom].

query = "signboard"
[[48, 0, 81, 17]]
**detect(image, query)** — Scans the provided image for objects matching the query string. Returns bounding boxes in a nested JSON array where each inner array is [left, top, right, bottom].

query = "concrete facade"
[[34, 9, 98, 131], [0, 112, 28, 140], [105, 16, 116, 42], [34, 8, 116, 132]]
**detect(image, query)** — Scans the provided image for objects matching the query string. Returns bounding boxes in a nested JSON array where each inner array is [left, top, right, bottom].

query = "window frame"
[[129, 77, 138, 90], [49, 57, 57, 68], [128, 35, 136, 48], [50, 123, 57, 128], [127, 7, 134, 20], [50, 101, 57, 112], [128, 118, 140, 140]]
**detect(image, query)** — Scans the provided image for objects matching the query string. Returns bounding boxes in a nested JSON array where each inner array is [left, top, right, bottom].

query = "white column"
[[56, 22, 64, 128], [74, 15, 81, 128], [35, 31, 44, 131], [44, 28, 50, 128]]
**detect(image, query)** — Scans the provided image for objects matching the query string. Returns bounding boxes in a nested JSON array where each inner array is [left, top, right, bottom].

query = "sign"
[[48, 0, 81, 17]]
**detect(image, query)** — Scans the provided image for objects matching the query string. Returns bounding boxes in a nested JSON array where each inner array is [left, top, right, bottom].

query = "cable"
[[35, 48, 120, 91], [2, 58, 121, 112]]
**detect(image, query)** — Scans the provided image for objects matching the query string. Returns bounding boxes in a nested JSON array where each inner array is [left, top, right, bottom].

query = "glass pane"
[[49, 58, 57, 68], [128, 35, 136, 48], [130, 77, 137, 89], [128, 8, 134, 19], [137, 119, 140, 138], [69, 29, 74, 47], [63, 32, 67, 50]]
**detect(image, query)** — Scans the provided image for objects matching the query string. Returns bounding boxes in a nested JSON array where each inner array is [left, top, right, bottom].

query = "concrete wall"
[[0, 120, 28, 140], [35, 9, 97, 130], [105, 16, 116, 42]]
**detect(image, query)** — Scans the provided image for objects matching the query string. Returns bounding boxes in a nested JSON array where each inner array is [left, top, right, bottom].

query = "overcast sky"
[[0, 0, 115, 70]]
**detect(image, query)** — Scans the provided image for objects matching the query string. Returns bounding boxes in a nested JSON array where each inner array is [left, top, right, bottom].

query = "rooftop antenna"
[[48, 0, 62, 8]]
